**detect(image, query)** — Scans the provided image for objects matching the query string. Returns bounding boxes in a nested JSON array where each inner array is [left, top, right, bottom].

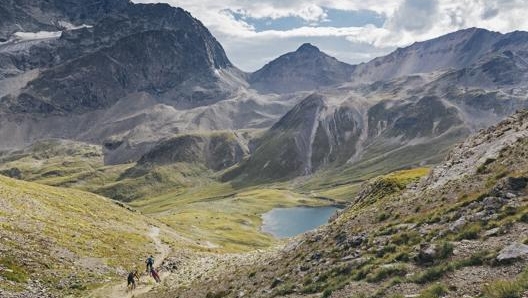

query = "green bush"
[[482, 269, 528, 298], [366, 264, 407, 282], [519, 212, 528, 223], [455, 223, 482, 240], [418, 283, 448, 298], [483, 280, 524, 298], [322, 289, 333, 298], [391, 231, 421, 246], [411, 264, 452, 284], [377, 212, 390, 222], [0, 256, 28, 283], [436, 241, 454, 260]]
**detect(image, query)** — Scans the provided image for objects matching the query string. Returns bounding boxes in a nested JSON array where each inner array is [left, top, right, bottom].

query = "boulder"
[[449, 217, 467, 232], [483, 227, 501, 237], [415, 243, 438, 265], [496, 243, 528, 262]]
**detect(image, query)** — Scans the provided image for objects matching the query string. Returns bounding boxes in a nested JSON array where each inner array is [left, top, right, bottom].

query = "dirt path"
[[88, 226, 171, 298]]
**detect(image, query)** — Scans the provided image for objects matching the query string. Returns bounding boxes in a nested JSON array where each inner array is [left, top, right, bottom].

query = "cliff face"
[[0, 1, 237, 114]]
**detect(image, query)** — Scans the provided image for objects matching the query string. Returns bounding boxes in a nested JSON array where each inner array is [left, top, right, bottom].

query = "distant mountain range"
[[1, 0, 528, 185]]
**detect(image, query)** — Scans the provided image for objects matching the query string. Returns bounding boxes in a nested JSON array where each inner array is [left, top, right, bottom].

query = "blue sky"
[[226, 8, 386, 32], [134, 0, 528, 71]]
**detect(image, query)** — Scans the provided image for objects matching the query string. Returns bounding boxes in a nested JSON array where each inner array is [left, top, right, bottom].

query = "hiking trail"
[[88, 226, 171, 298]]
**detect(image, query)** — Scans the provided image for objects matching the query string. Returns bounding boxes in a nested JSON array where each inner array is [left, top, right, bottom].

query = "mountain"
[[351, 27, 528, 84], [135, 131, 249, 171], [249, 43, 355, 94], [0, 0, 294, 160], [156, 110, 528, 298], [0, 2, 238, 114], [2, 3, 528, 297], [1, 2, 528, 190], [224, 28, 528, 183]]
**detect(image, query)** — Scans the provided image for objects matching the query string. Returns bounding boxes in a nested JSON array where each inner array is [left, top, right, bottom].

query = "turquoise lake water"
[[261, 206, 341, 238]]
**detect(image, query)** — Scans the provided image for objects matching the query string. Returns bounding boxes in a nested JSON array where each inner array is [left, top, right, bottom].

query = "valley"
[[0, 0, 528, 297]]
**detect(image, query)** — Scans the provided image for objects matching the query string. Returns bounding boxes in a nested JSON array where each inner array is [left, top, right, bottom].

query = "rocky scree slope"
[[164, 110, 528, 298]]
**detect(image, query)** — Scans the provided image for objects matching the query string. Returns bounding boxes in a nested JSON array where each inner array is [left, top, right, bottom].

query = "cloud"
[[132, 0, 528, 71], [388, 0, 439, 32]]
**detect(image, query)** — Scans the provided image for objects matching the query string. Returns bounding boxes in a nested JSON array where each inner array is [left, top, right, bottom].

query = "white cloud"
[[133, 0, 528, 71]]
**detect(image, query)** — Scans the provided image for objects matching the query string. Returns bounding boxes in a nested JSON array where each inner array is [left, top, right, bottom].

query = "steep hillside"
[[0, 174, 167, 297], [162, 110, 528, 298], [250, 43, 355, 94], [135, 131, 249, 171]]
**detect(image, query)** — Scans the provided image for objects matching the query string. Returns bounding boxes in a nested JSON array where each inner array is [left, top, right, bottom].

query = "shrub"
[[0, 256, 28, 283], [377, 212, 390, 222], [411, 264, 453, 284], [436, 241, 454, 260], [455, 223, 482, 240], [519, 212, 528, 223], [376, 244, 397, 257], [483, 280, 524, 298], [392, 231, 421, 246], [322, 289, 333, 298], [366, 264, 407, 282], [482, 269, 528, 298], [418, 283, 448, 298]]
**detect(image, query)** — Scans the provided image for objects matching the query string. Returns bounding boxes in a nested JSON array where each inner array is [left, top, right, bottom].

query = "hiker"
[[145, 255, 154, 272], [150, 267, 161, 283], [127, 270, 139, 290]]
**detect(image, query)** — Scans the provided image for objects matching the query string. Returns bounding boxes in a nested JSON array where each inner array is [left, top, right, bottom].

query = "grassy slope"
[[0, 175, 159, 296], [131, 182, 336, 252], [0, 140, 346, 252], [0, 139, 440, 256]]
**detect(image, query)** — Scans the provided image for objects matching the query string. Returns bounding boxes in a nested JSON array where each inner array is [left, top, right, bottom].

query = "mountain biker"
[[127, 270, 139, 290], [145, 255, 154, 272], [150, 267, 161, 283]]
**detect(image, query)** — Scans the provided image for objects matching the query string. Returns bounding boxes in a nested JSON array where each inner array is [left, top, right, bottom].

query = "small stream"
[[261, 206, 341, 238]]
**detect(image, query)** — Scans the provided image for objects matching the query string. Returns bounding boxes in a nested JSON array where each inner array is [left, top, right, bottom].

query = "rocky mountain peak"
[[296, 43, 320, 54], [249, 44, 355, 94]]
